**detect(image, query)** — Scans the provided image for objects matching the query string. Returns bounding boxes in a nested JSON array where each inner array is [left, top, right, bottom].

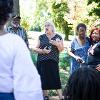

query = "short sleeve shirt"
[[37, 33, 62, 63]]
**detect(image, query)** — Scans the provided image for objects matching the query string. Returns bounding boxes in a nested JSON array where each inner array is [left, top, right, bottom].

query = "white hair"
[[44, 20, 56, 33]]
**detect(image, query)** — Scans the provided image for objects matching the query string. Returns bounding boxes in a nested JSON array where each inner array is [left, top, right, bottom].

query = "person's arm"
[[13, 37, 43, 100], [50, 38, 64, 52], [67, 42, 84, 63], [67, 47, 78, 59], [56, 39, 64, 52], [33, 39, 43, 54], [33, 38, 51, 54]]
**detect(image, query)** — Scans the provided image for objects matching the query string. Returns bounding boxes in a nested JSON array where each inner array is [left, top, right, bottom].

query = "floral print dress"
[[70, 37, 90, 74]]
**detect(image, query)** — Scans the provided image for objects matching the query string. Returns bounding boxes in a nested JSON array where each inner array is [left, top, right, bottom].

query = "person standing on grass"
[[33, 21, 64, 100], [67, 23, 90, 74]]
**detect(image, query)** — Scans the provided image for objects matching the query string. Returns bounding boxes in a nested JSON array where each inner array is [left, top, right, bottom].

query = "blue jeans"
[[0, 93, 15, 100]]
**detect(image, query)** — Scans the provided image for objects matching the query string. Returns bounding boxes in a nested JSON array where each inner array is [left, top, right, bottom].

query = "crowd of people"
[[64, 23, 100, 100], [67, 24, 100, 73], [0, 0, 100, 100]]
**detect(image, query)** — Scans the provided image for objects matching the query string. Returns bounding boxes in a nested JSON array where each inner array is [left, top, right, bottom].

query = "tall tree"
[[32, 0, 54, 31], [52, 2, 72, 40], [7, 0, 19, 26]]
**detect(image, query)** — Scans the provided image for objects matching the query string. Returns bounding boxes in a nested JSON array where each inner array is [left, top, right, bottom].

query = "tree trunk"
[[7, 0, 20, 26], [65, 34, 69, 40], [13, 0, 20, 15]]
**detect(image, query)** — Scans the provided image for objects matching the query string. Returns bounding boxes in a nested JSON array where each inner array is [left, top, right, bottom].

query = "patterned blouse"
[[37, 33, 62, 63], [70, 37, 90, 73]]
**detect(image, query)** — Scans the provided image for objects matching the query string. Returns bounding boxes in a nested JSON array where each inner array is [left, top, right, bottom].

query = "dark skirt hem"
[[37, 59, 61, 90]]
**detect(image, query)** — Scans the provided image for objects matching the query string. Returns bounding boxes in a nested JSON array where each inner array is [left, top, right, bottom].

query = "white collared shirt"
[[0, 33, 43, 100]]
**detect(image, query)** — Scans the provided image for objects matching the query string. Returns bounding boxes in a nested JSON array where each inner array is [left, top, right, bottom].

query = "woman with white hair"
[[34, 21, 64, 100]]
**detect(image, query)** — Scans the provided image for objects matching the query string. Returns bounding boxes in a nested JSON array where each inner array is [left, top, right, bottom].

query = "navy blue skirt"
[[0, 93, 15, 100]]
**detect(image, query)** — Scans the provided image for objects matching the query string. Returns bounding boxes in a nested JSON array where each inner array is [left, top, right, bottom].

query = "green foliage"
[[21, 17, 30, 31], [88, 0, 100, 4], [52, 2, 72, 40], [32, 0, 51, 31], [20, 0, 99, 35], [60, 69, 69, 89], [59, 50, 70, 71], [30, 24, 41, 32], [89, 8, 100, 17], [30, 51, 37, 66], [87, 0, 100, 18]]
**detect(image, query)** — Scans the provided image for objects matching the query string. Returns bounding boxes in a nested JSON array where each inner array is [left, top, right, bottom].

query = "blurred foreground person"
[[63, 67, 100, 100], [0, 0, 43, 100]]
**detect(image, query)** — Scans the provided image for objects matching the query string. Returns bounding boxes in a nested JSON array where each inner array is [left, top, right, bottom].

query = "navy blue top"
[[37, 33, 62, 63]]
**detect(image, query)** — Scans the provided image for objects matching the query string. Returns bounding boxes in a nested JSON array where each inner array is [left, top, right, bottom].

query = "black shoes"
[[44, 96, 49, 100]]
